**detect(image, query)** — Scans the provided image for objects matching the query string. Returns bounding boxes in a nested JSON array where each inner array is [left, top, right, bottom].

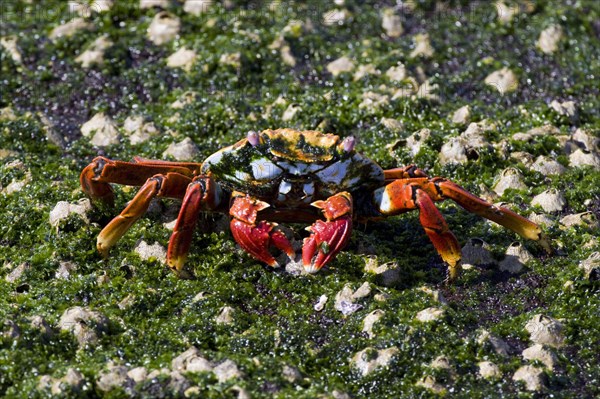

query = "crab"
[[81, 129, 550, 280]]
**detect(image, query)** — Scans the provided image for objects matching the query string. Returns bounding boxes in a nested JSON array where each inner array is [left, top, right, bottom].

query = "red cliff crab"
[[81, 129, 550, 280]]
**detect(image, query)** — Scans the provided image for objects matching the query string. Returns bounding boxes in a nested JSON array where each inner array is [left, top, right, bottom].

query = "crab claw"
[[230, 220, 294, 267], [302, 192, 353, 273]]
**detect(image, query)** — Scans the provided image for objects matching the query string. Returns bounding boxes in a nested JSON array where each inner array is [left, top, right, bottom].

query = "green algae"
[[1, 0, 599, 398]]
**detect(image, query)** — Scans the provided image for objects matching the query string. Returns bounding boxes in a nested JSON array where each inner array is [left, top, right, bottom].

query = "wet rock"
[[417, 286, 448, 305], [81, 113, 120, 147], [314, 294, 328, 311], [528, 212, 554, 227], [566, 128, 599, 153], [140, 0, 169, 9], [5, 262, 29, 283], [362, 310, 384, 338], [415, 307, 444, 323], [579, 252, 600, 280], [282, 364, 302, 383], [172, 347, 214, 373], [123, 116, 159, 145], [493, 168, 527, 196], [462, 238, 496, 266], [29, 316, 53, 338], [3, 171, 31, 195], [550, 100, 576, 117], [358, 91, 389, 112], [569, 149, 600, 170], [134, 240, 167, 263], [327, 56, 354, 76], [410, 33, 433, 58], [513, 365, 546, 391], [352, 282, 372, 300], [531, 189, 566, 213], [219, 52, 241, 68], [280, 44, 296, 66], [477, 329, 511, 356], [528, 124, 561, 136], [415, 375, 445, 393], [484, 67, 518, 95], [58, 306, 109, 347], [525, 314, 565, 348], [353, 64, 380, 81], [76, 35, 113, 68], [147, 12, 180, 45], [478, 361, 501, 379], [171, 91, 197, 109], [183, 0, 213, 15], [530, 156, 566, 176], [55, 261, 77, 279], [414, 79, 440, 102], [163, 137, 200, 161], [522, 344, 558, 370], [38, 113, 67, 148], [451, 105, 470, 125], [167, 47, 197, 72], [430, 356, 452, 371], [2, 319, 20, 339], [49, 18, 93, 41], [499, 242, 534, 273], [69, 0, 113, 16], [380, 117, 403, 132], [49, 199, 92, 229], [560, 212, 598, 229], [229, 385, 251, 399], [0, 36, 22, 64], [168, 370, 191, 395], [213, 360, 243, 382], [537, 25, 563, 54], [404, 128, 431, 157], [510, 151, 535, 165], [323, 9, 351, 26], [96, 363, 135, 394], [127, 367, 148, 383], [385, 64, 406, 81], [495, 1, 519, 24], [216, 306, 235, 325], [334, 284, 363, 316], [0, 107, 17, 121], [282, 103, 301, 121], [381, 8, 403, 37], [351, 347, 398, 376], [439, 137, 468, 165]]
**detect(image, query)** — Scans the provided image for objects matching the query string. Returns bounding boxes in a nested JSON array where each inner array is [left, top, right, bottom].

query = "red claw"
[[302, 192, 353, 273], [230, 219, 294, 267], [302, 216, 352, 273]]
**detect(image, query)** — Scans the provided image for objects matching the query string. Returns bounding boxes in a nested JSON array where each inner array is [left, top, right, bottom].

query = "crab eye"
[[340, 136, 356, 153], [247, 131, 260, 146]]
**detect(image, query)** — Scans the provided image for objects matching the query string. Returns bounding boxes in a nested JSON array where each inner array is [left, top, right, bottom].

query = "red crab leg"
[[167, 176, 221, 278], [80, 156, 201, 205], [229, 193, 295, 267], [96, 172, 191, 258], [302, 192, 353, 273]]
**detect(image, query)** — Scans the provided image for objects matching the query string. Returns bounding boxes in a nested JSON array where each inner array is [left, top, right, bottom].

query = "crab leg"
[[373, 177, 550, 280], [383, 164, 428, 181], [302, 192, 353, 273], [167, 176, 222, 278], [229, 193, 295, 267], [96, 172, 191, 257], [80, 156, 201, 205]]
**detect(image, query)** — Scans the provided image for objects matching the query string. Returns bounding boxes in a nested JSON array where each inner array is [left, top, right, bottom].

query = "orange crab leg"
[[167, 176, 222, 277], [373, 181, 462, 279], [96, 172, 191, 257], [383, 164, 428, 181], [229, 193, 295, 267], [302, 192, 353, 273], [80, 156, 201, 205]]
